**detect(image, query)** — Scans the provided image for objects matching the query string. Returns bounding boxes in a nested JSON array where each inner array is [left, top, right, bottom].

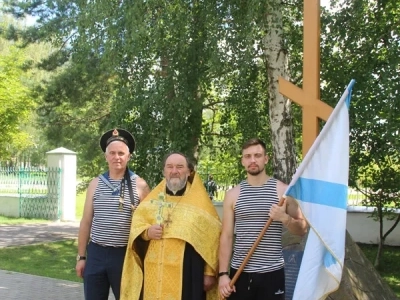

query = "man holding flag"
[[219, 80, 355, 300], [218, 138, 308, 299]]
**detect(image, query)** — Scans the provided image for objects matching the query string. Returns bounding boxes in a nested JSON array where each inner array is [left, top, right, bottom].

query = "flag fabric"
[[286, 79, 356, 300]]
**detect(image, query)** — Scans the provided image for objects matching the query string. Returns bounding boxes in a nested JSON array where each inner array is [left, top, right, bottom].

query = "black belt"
[[90, 241, 127, 248]]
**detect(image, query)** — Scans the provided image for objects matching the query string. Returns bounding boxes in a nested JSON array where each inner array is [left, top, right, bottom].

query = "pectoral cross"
[[150, 193, 173, 225], [164, 212, 173, 228]]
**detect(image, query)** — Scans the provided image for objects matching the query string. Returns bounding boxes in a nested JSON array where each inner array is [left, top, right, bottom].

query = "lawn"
[[0, 191, 86, 282], [75, 191, 86, 220], [358, 243, 400, 297], [0, 239, 81, 282], [0, 215, 50, 225], [0, 239, 398, 296]]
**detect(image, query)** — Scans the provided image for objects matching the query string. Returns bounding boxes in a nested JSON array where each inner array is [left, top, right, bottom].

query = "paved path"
[[0, 221, 80, 248], [0, 269, 85, 300], [0, 222, 115, 300]]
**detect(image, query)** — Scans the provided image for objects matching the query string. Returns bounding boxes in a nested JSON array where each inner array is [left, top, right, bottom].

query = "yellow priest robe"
[[121, 172, 221, 300]]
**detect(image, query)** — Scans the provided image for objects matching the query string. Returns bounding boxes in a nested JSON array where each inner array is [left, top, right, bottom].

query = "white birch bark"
[[263, 0, 297, 184]]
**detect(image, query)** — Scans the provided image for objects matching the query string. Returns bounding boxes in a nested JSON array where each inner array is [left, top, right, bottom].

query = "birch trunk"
[[263, 0, 297, 184]]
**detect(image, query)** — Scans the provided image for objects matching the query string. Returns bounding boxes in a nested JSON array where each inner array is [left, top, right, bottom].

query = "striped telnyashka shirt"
[[231, 178, 284, 273], [90, 174, 139, 247]]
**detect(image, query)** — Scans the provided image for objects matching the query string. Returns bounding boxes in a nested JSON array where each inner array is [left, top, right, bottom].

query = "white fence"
[[0, 148, 77, 221], [213, 203, 400, 246], [347, 206, 400, 246]]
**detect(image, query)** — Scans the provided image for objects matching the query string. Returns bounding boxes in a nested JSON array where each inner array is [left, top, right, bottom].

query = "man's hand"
[[147, 224, 163, 240], [218, 275, 235, 299], [203, 275, 216, 292], [269, 198, 289, 223], [75, 260, 86, 278]]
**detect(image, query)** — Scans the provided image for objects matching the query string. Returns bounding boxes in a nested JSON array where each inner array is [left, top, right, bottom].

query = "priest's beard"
[[166, 177, 187, 194]]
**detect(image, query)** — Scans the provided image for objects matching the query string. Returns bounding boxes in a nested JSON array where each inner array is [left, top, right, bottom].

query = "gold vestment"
[[121, 172, 221, 300]]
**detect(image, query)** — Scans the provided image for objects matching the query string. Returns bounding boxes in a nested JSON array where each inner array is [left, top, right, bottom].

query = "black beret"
[[99, 128, 135, 153]]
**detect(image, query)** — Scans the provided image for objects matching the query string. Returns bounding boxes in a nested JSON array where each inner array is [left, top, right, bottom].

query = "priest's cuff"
[[140, 229, 150, 241], [204, 263, 215, 276]]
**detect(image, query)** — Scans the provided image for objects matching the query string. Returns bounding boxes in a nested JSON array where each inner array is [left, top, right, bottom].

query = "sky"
[[22, 0, 335, 26], [321, 0, 330, 8]]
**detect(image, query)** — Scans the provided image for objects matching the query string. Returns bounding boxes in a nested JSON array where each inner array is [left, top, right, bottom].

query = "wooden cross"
[[150, 192, 173, 225], [279, 0, 333, 157]]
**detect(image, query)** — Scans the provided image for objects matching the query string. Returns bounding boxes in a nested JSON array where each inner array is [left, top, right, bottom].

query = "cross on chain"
[[164, 212, 173, 228], [279, 0, 333, 157], [150, 193, 174, 225]]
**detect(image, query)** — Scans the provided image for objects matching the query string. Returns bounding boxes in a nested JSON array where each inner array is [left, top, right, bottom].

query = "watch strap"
[[77, 254, 86, 261], [218, 271, 229, 277]]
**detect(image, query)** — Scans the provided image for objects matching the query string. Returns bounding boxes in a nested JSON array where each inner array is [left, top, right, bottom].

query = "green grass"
[[0, 191, 86, 282], [0, 240, 397, 296], [75, 191, 86, 220], [0, 215, 50, 225], [358, 243, 400, 297], [0, 240, 81, 282]]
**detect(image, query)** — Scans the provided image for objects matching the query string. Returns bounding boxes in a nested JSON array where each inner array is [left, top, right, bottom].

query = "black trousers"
[[228, 268, 285, 300]]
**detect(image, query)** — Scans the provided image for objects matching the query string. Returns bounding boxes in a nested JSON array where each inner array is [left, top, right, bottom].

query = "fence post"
[[46, 147, 77, 221], [18, 168, 22, 217]]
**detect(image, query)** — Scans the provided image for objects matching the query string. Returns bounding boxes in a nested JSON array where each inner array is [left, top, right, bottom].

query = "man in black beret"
[[75, 128, 150, 300]]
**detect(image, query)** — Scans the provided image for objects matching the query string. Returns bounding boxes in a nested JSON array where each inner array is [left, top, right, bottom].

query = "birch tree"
[[263, 0, 297, 183]]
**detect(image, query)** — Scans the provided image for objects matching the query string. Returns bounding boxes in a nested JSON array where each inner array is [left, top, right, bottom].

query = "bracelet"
[[218, 271, 229, 277]]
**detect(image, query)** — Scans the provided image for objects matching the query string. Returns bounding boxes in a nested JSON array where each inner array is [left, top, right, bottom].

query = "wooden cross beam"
[[279, 0, 333, 157]]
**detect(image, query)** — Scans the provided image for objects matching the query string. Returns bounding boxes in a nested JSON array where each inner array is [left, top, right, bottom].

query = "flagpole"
[[220, 197, 286, 300]]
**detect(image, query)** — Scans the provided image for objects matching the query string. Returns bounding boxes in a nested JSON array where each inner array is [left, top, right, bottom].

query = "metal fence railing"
[[0, 167, 62, 220]]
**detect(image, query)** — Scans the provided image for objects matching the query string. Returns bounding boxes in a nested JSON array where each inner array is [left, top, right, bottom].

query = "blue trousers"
[[84, 241, 127, 300]]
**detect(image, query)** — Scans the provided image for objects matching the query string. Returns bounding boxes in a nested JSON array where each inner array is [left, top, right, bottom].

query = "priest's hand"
[[203, 275, 216, 292], [218, 275, 235, 298], [147, 224, 163, 240]]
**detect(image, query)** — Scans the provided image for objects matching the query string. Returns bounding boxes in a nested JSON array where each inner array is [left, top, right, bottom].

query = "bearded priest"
[[121, 152, 221, 300]]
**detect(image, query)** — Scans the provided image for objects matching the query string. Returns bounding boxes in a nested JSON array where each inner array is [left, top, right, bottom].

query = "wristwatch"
[[76, 254, 86, 261]]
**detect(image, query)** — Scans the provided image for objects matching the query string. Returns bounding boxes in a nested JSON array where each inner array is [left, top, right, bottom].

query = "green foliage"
[[3, 1, 399, 210], [0, 14, 59, 166], [322, 0, 400, 200], [321, 0, 400, 263], [0, 44, 35, 160], [2, 0, 300, 186]]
